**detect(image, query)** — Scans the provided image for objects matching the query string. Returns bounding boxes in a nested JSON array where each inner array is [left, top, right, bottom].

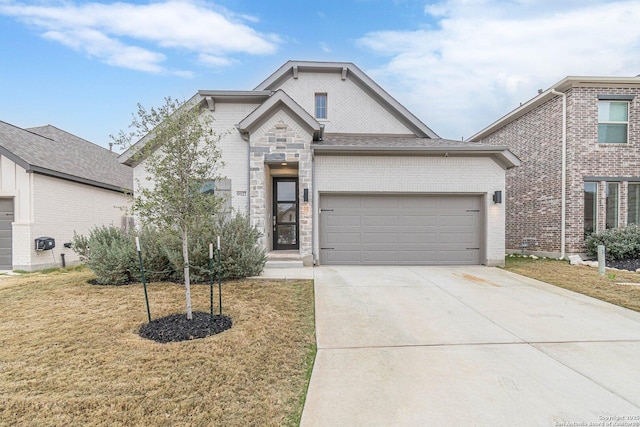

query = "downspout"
[[311, 148, 316, 265], [247, 136, 251, 217], [236, 125, 251, 219], [551, 89, 567, 259]]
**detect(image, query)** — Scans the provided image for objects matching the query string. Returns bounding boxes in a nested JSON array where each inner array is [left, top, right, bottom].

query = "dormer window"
[[315, 93, 327, 119]]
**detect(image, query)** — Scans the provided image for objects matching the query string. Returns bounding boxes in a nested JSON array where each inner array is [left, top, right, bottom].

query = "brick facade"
[[477, 82, 640, 256]]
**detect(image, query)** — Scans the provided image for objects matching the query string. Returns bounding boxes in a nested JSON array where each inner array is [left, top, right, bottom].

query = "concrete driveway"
[[300, 266, 640, 426]]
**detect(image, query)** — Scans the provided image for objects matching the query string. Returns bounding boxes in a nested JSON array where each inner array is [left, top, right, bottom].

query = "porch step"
[[265, 260, 304, 269]]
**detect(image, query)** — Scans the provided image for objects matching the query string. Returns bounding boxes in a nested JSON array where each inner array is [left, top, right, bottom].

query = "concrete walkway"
[[300, 266, 640, 426]]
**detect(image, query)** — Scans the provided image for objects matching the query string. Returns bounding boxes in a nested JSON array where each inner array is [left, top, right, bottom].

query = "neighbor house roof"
[[313, 134, 521, 169], [254, 60, 440, 139], [469, 75, 640, 141], [0, 121, 132, 192]]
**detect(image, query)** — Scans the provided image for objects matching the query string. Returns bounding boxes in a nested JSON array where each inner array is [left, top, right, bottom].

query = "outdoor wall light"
[[493, 190, 502, 204], [303, 188, 309, 202]]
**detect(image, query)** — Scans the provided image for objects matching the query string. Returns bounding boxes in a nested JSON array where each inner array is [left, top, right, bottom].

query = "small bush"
[[165, 212, 267, 282], [162, 223, 215, 284], [138, 228, 178, 282], [74, 212, 266, 285], [216, 213, 267, 279], [72, 226, 136, 285], [585, 224, 640, 260]]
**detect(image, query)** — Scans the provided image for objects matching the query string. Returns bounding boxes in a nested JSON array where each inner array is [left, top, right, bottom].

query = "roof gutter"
[[29, 166, 131, 193], [312, 145, 521, 170], [551, 89, 567, 260]]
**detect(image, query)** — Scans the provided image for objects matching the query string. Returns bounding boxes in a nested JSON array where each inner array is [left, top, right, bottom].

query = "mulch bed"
[[606, 258, 640, 272], [139, 311, 232, 343]]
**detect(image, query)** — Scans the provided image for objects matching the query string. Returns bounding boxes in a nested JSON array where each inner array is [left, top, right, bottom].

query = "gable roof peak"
[[255, 60, 439, 139]]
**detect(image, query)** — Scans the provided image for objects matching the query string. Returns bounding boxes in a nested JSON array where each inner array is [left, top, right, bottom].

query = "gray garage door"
[[320, 194, 482, 265], [0, 198, 13, 270]]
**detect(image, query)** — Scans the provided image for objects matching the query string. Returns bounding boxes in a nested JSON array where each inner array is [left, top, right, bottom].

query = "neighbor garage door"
[[319, 194, 482, 265], [0, 198, 13, 270]]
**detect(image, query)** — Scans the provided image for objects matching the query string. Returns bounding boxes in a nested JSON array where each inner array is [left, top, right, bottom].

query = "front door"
[[273, 178, 299, 250]]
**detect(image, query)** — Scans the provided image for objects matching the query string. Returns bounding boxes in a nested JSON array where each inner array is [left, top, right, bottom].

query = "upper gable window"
[[315, 93, 327, 119], [598, 101, 628, 144]]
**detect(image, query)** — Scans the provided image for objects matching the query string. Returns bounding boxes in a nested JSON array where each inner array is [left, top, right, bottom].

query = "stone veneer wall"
[[249, 110, 313, 264]]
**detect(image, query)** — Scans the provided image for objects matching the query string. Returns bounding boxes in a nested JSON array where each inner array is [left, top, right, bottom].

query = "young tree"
[[114, 97, 225, 320]]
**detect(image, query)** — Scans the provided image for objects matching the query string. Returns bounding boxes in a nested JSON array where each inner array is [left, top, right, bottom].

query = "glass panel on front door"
[[274, 179, 298, 250]]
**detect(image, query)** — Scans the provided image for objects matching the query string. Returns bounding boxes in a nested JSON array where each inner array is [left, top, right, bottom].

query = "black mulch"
[[606, 258, 640, 272], [139, 311, 232, 343]]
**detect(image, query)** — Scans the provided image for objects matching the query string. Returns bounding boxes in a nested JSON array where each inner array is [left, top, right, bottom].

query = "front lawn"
[[504, 256, 640, 312], [0, 267, 315, 426]]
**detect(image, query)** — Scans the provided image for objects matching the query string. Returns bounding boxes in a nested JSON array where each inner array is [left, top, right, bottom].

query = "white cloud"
[[319, 42, 332, 53], [358, 0, 640, 139], [198, 53, 237, 67], [0, 0, 280, 74]]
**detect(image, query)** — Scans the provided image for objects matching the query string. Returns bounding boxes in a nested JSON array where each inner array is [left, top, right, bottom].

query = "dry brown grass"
[[504, 256, 640, 312], [0, 267, 315, 427]]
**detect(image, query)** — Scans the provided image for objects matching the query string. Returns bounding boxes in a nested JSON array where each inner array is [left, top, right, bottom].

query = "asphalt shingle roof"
[[316, 134, 487, 148], [0, 121, 132, 191]]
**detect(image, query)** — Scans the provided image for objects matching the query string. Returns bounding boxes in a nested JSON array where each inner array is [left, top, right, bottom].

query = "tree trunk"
[[182, 227, 193, 320]]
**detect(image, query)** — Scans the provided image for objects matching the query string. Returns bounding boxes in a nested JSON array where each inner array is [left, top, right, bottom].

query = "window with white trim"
[[598, 101, 628, 144]]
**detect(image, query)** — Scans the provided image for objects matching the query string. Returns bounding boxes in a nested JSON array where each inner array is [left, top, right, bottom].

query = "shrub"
[[216, 213, 267, 279], [164, 212, 267, 282], [161, 223, 215, 284], [72, 226, 136, 285], [138, 227, 178, 282], [73, 212, 266, 284], [585, 224, 640, 260]]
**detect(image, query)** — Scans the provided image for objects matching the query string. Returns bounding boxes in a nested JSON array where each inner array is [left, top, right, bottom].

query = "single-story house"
[[0, 121, 132, 271], [121, 61, 519, 267]]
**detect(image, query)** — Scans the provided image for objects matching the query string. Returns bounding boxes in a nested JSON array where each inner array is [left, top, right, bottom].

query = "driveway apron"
[[300, 266, 640, 426]]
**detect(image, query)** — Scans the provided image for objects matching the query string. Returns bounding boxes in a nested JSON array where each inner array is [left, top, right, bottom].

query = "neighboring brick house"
[[122, 61, 519, 267], [470, 76, 640, 258], [0, 121, 132, 270]]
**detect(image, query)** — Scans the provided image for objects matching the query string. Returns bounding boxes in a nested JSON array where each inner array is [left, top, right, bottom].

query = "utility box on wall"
[[35, 237, 55, 251]]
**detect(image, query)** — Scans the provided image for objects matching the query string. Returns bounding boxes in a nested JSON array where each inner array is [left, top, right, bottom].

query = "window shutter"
[[215, 179, 232, 214]]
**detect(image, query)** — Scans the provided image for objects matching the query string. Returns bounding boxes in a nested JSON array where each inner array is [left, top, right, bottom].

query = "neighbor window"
[[606, 182, 619, 229], [315, 93, 327, 119], [628, 183, 640, 225], [584, 182, 597, 237], [598, 101, 628, 143]]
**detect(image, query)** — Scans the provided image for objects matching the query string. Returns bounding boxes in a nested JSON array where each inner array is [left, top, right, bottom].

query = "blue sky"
[[1, 0, 640, 150]]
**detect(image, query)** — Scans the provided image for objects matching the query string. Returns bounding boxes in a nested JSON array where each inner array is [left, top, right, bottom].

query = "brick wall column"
[[598, 181, 607, 232]]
